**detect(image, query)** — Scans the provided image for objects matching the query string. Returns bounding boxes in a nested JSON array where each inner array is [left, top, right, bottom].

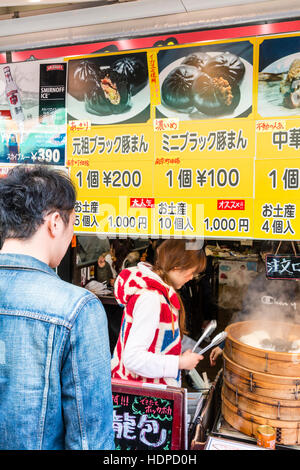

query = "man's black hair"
[[0, 164, 76, 242]]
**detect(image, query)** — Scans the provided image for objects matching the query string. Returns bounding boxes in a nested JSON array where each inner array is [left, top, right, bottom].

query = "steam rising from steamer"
[[229, 276, 300, 353]]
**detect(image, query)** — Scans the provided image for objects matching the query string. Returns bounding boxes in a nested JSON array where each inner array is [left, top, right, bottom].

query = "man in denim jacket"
[[0, 165, 115, 450]]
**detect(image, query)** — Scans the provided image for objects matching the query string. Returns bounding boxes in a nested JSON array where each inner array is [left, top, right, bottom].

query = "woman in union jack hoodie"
[[111, 239, 206, 387]]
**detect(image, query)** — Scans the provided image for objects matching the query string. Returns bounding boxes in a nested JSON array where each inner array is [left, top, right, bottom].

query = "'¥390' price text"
[[31, 148, 61, 163]]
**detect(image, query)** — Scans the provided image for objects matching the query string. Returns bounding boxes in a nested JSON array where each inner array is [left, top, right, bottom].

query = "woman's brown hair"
[[153, 239, 206, 336]]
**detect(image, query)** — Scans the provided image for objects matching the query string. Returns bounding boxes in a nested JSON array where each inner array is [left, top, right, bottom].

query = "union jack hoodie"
[[111, 262, 182, 386]]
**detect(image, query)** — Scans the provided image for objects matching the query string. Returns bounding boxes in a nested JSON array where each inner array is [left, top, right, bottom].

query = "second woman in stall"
[[111, 239, 206, 387]]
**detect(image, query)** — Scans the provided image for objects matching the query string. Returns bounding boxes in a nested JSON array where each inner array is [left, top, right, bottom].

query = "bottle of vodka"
[[3, 66, 25, 148], [3, 66, 25, 124]]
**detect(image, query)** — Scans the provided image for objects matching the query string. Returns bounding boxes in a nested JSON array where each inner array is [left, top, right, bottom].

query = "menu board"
[[111, 379, 186, 450], [66, 34, 299, 240], [1, 30, 300, 241], [265, 254, 300, 280]]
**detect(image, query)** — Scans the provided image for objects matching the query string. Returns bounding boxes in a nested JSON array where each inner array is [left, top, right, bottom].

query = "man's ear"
[[46, 211, 63, 238]]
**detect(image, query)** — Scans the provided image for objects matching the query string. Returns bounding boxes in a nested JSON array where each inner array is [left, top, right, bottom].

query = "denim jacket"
[[0, 253, 115, 450]]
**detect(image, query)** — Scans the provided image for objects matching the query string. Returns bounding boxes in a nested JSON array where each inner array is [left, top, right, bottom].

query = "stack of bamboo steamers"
[[222, 320, 300, 446]]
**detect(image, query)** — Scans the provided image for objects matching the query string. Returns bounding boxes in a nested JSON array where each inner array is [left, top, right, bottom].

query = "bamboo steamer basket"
[[224, 321, 300, 377], [222, 394, 300, 446], [222, 320, 300, 446], [223, 351, 300, 401], [223, 379, 300, 421]]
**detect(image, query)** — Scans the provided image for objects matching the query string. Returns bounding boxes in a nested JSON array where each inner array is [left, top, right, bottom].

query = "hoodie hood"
[[114, 262, 181, 310]]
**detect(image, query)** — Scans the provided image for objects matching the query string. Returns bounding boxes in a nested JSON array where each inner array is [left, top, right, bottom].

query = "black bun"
[[112, 56, 148, 95], [85, 69, 131, 116], [161, 65, 200, 111], [204, 52, 245, 86], [192, 72, 240, 116], [68, 60, 98, 101], [181, 52, 211, 71]]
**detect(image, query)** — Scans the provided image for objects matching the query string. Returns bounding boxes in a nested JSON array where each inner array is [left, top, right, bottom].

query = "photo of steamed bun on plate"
[[68, 56, 148, 116], [67, 53, 150, 125], [160, 51, 246, 118]]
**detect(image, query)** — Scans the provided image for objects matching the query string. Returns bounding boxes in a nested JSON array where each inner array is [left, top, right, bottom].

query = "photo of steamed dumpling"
[[157, 44, 252, 121]]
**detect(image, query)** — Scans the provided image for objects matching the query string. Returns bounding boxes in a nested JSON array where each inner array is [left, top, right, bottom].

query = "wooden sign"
[[111, 379, 186, 450]]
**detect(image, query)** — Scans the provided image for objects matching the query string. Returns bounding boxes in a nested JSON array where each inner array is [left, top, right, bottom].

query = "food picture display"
[[156, 41, 253, 120], [258, 35, 300, 117], [64, 36, 299, 241], [67, 52, 150, 125]]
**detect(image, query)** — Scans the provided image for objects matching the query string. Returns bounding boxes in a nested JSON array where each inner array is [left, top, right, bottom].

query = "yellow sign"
[[203, 198, 253, 239], [254, 198, 299, 240], [65, 33, 300, 240], [147, 50, 161, 106], [255, 158, 300, 199], [154, 157, 253, 198], [74, 196, 152, 236], [256, 118, 300, 159], [254, 158, 299, 239], [155, 119, 255, 160], [67, 123, 154, 164], [73, 194, 254, 239], [73, 196, 203, 238], [70, 160, 153, 198]]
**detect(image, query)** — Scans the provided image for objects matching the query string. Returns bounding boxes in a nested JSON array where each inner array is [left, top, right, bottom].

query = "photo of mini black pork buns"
[[158, 51, 250, 119], [67, 53, 150, 124], [203, 52, 245, 86], [192, 72, 241, 116], [161, 65, 200, 112], [181, 52, 211, 70]]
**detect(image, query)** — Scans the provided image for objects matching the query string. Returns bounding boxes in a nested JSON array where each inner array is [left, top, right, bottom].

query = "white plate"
[[67, 81, 150, 125], [157, 53, 253, 120], [258, 52, 300, 117]]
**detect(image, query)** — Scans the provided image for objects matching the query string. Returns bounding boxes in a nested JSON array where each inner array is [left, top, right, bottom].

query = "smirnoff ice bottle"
[[3, 66, 25, 124], [3, 66, 25, 146]]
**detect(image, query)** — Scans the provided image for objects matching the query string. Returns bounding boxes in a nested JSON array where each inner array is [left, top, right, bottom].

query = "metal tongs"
[[197, 331, 228, 356], [192, 320, 217, 352], [187, 322, 227, 391]]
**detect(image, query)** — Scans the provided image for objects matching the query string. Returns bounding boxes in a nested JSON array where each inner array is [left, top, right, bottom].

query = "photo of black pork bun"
[[203, 52, 245, 86], [84, 69, 131, 116], [192, 72, 241, 116], [161, 64, 200, 112], [181, 52, 211, 71], [68, 60, 98, 101], [112, 56, 148, 95]]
